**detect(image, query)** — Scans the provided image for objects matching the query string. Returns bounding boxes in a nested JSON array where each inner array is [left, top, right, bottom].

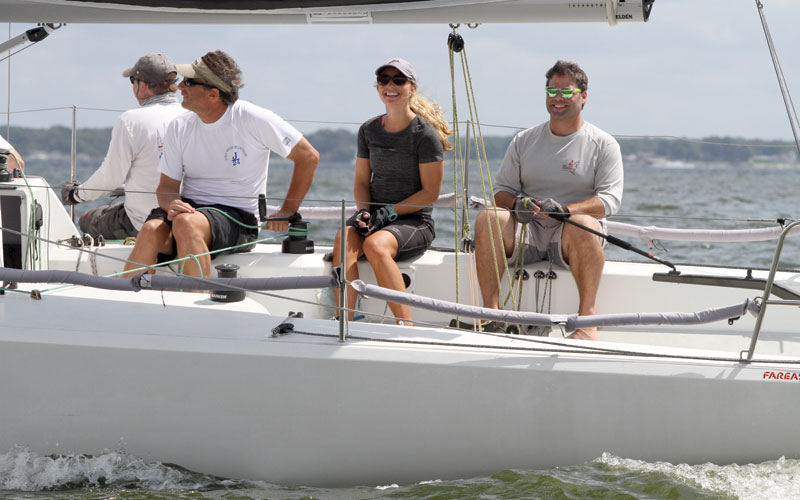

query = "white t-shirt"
[[0, 134, 11, 150], [160, 100, 302, 215], [495, 121, 623, 217], [77, 100, 186, 229]]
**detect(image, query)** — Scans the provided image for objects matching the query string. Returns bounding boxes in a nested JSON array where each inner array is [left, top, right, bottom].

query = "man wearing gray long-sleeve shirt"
[[474, 60, 623, 340]]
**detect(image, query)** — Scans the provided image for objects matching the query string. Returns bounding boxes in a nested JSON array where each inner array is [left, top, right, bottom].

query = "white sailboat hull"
[[1, 177, 799, 486], [1, 287, 797, 487]]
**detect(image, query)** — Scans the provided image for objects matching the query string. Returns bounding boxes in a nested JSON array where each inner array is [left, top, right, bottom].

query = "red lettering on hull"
[[763, 370, 800, 381]]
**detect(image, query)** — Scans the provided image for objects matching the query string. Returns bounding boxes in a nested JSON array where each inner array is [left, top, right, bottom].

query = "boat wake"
[[596, 453, 800, 500], [0, 446, 229, 491]]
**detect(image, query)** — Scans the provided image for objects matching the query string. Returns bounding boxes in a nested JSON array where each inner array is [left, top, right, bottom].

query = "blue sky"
[[1, 0, 798, 141]]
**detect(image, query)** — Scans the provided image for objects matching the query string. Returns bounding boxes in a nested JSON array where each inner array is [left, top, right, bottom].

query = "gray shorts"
[[509, 218, 606, 270], [79, 202, 137, 240]]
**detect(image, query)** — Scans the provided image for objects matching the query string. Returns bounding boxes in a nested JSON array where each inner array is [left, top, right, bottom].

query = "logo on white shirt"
[[224, 145, 247, 167]]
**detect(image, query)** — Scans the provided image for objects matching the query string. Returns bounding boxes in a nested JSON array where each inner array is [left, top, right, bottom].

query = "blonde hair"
[[410, 93, 453, 152]]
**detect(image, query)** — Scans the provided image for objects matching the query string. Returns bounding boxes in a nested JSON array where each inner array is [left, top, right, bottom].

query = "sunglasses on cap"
[[377, 74, 410, 86], [182, 77, 217, 90], [545, 87, 584, 98]]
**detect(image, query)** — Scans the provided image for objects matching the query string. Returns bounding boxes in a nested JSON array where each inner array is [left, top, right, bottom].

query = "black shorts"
[[79, 202, 137, 240], [145, 198, 259, 261], [382, 215, 435, 262]]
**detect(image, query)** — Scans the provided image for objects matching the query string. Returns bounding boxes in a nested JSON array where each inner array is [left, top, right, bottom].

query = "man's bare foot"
[[570, 328, 597, 340]]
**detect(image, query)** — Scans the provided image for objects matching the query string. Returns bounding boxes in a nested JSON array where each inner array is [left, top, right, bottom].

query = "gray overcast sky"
[[1, 0, 798, 140]]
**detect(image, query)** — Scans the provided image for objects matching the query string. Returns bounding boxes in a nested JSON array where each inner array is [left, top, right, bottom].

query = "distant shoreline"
[[4, 125, 798, 165]]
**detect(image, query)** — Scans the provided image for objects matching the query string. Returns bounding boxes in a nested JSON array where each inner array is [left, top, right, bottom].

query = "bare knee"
[[171, 213, 206, 242], [363, 235, 394, 261], [564, 216, 604, 249], [475, 208, 502, 240], [475, 209, 515, 258], [135, 219, 170, 250], [139, 218, 167, 238]]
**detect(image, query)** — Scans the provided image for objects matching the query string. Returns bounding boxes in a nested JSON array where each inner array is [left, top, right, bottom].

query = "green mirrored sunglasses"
[[545, 87, 583, 98]]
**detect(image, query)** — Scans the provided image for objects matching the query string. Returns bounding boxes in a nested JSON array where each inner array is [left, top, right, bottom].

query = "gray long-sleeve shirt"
[[495, 121, 623, 217]]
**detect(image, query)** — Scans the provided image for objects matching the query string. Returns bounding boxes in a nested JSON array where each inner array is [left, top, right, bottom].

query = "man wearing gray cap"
[[122, 50, 319, 279], [61, 53, 186, 240]]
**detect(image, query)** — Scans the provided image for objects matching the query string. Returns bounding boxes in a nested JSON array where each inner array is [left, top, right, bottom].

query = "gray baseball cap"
[[122, 53, 177, 84], [375, 58, 417, 82]]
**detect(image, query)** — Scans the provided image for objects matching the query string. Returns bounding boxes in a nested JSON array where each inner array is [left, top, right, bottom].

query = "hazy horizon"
[[1, 0, 799, 143]]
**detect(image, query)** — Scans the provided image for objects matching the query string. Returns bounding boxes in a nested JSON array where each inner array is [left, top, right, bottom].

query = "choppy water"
[[2, 447, 800, 499], [5, 158, 800, 499]]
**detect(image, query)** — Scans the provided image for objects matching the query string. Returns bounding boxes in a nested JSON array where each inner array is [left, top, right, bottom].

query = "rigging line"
[[81, 186, 443, 212], [0, 40, 40, 65], [285, 119, 362, 126], [34, 237, 278, 292], [0, 106, 113, 114], [11, 167, 42, 270], [755, 0, 800, 156], [454, 45, 513, 308], [2, 112, 793, 150], [288, 328, 800, 365], [12, 183, 795, 226], [463, 50, 518, 306], [24, 177, 798, 225], [448, 35, 463, 309], [5, 24, 8, 139], [0, 219, 338, 305], [0, 223, 286, 279], [72, 107, 126, 113], [611, 213, 797, 224]]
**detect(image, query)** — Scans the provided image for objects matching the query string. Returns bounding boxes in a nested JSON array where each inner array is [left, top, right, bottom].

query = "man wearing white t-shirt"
[[123, 50, 319, 279], [0, 133, 24, 172], [474, 60, 623, 340], [61, 53, 186, 239]]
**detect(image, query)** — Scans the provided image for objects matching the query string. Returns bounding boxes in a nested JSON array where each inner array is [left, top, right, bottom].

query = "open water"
[[267, 159, 800, 271], [3, 158, 800, 500]]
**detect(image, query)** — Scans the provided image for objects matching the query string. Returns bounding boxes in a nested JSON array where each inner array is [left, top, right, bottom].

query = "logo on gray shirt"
[[562, 160, 580, 175]]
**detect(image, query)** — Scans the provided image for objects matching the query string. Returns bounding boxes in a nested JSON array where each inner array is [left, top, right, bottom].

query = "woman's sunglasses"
[[377, 74, 410, 86]]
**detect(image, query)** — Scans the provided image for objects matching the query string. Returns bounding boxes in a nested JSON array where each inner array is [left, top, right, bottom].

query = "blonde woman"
[[332, 58, 452, 326]]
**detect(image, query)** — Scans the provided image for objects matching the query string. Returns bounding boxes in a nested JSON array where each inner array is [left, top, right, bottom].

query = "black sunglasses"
[[377, 74, 409, 86], [183, 77, 217, 90]]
